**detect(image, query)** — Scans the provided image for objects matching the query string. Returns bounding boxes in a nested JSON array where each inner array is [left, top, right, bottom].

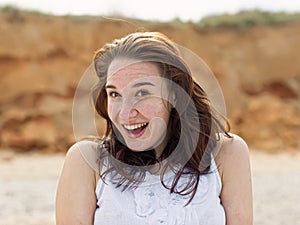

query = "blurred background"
[[0, 0, 299, 224]]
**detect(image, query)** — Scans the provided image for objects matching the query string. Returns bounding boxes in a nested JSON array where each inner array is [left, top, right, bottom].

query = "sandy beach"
[[0, 150, 300, 225]]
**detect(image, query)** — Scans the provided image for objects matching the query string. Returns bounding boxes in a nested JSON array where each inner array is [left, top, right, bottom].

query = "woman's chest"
[[94, 173, 225, 225]]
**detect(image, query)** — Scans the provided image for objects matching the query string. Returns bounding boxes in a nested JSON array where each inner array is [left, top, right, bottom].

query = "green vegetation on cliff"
[[197, 9, 300, 28], [1, 4, 300, 28]]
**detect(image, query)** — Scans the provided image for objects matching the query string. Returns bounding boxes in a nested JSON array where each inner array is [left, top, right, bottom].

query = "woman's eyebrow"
[[105, 84, 116, 89], [105, 82, 155, 90], [132, 82, 155, 88]]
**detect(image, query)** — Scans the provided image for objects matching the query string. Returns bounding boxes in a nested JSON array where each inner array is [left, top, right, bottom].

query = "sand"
[[0, 150, 300, 225]]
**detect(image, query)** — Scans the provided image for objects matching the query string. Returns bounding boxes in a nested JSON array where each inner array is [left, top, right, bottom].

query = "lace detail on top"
[[133, 172, 210, 224], [94, 156, 225, 225]]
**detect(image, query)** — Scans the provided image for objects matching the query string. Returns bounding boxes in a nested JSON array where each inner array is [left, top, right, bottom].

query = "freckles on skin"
[[105, 60, 173, 153]]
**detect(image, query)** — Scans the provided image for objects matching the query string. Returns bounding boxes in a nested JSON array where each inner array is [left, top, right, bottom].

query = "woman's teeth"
[[124, 122, 148, 130]]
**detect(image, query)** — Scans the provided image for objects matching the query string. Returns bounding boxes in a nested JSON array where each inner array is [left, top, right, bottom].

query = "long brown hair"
[[92, 32, 230, 205]]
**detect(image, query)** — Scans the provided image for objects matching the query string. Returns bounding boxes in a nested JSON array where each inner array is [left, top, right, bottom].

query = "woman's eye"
[[136, 90, 150, 97], [108, 92, 120, 98]]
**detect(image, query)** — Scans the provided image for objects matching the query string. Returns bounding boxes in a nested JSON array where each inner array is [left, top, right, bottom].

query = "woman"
[[56, 32, 253, 225]]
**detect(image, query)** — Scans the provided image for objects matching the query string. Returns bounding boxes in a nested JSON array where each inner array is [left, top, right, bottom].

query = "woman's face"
[[106, 59, 172, 156]]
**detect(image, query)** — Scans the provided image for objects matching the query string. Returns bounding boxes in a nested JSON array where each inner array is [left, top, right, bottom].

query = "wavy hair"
[[92, 31, 231, 205]]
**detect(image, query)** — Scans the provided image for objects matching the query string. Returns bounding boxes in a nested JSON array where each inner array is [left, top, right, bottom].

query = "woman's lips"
[[123, 122, 148, 138]]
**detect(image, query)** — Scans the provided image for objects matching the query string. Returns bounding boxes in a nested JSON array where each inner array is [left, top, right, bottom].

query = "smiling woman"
[[56, 31, 253, 225], [105, 60, 172, 154]]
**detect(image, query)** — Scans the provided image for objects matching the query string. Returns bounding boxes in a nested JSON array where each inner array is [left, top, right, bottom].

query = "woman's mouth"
[[123, 122, 148, 138]]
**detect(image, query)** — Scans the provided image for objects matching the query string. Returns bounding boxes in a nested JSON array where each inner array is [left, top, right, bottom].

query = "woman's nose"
[[118, 99, 138, 120]]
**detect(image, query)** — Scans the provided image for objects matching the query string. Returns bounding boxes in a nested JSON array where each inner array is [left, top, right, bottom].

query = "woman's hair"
[[92, 31, 231, 205]]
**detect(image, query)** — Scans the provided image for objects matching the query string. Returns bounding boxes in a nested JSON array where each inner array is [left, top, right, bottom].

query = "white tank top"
[[93, 156, 225, 225]]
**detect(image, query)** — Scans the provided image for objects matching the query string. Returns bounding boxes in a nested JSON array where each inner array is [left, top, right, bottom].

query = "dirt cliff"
[[0, 10, 299, 153]]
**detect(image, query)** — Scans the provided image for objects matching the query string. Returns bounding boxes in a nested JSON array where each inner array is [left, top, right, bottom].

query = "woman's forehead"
[[108, 58, 160, 77], [107, 59, 162, 86], [107, 57, 137, 77]]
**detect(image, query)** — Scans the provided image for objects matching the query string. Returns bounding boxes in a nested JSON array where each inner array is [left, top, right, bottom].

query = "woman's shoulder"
[[69, 138, 99, 151], [65, 139, 101, 174], [214, 133, 250, 178], [218, 133, 248, 154]]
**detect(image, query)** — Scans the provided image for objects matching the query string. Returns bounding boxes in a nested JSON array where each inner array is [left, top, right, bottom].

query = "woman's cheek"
[[139, 98, 167, 113], [107, 101, 118, 121]]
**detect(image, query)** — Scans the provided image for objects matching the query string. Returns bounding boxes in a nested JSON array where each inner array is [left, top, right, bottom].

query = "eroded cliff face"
[[0, 11, 299, 152]]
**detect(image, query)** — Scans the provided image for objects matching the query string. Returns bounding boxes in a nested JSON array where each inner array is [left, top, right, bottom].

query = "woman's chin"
[[125, 142, 151, 152], [125, 140, 165, 155]]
